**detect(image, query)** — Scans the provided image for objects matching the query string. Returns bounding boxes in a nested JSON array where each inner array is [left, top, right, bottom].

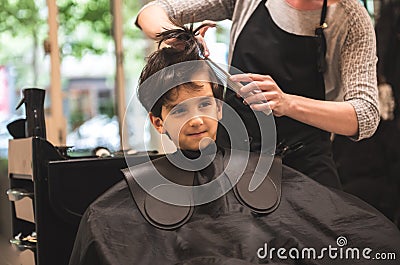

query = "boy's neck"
[[180, 144, 218, 159]]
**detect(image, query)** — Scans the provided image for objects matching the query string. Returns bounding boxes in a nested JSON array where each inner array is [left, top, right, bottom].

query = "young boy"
[[69, 25, 400, 265], [138, 48, 223, 153]]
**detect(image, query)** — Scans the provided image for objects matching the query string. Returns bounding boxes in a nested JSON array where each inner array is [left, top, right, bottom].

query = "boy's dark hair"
[[137, 20, 223, 118]]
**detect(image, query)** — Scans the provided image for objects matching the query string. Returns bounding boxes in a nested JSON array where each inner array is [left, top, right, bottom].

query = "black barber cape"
[[69, 148, 400, 265]]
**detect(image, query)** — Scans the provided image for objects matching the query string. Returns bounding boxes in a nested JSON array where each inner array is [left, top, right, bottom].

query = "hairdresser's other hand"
[[230, 73, 291, 117]]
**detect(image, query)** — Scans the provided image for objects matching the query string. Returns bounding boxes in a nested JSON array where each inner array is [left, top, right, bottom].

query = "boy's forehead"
[[191, 69, 212, 82], [165, 82, 214, 108]]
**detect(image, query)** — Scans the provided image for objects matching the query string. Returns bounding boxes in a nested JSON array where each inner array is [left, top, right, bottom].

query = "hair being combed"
[[156, 17, 214, 56], [137, 19, 223, 118]]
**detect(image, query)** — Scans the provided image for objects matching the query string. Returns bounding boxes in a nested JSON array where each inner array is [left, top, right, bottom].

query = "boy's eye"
[[170, 106, 186, 115], [199, 99, 212, 108]]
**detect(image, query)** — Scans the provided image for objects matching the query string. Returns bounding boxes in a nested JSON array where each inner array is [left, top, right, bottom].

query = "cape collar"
[[122, 148, 282, 230]]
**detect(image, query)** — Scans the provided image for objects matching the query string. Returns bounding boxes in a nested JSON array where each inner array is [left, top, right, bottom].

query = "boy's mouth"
[[187, 130, 207, 137]]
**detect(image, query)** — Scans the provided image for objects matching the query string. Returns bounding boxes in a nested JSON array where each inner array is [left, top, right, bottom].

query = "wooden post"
[[112, 0, 129, 150], [46, 0, 66, 146]]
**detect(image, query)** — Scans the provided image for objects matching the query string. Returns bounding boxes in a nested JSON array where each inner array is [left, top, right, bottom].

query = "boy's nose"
[[188, 115, 204, 127]]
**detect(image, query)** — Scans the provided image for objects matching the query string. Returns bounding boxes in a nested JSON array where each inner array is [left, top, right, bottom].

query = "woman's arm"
[[137, 4, 176, 39], [136, 0, 235, 38], [339, 4, 379, 140], [231, 73, 359, 137], [284, 95, 358, 136], [231, 1, 379, 140]]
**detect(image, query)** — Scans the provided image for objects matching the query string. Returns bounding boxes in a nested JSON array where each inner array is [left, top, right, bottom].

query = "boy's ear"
[[149, 112, 165, 134]]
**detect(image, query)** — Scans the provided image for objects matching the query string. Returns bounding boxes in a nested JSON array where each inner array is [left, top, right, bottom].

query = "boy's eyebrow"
[[164, 93, 215, 110], [164, 102, 178, 111]]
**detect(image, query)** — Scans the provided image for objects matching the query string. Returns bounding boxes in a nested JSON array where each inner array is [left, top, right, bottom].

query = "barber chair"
[[5, 88, 159, 265]]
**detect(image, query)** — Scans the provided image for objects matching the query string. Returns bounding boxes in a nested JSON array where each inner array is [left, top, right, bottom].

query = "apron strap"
[[319, 0, 328, 26], [315, 0, 328, 73]]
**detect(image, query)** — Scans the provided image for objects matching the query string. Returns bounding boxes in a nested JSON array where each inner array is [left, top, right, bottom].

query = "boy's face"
[[150, 81, 222, 151]]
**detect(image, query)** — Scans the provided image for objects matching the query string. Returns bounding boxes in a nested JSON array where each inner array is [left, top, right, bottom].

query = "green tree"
[[0, 0, 144, 88], [0, 0, 45, 85]]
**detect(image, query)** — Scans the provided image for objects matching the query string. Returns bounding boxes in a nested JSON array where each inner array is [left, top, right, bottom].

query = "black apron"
[[217, 0, 341, 189]]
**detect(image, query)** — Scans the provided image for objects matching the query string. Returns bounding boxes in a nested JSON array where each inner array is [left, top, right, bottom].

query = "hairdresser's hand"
[[160, 20, 216, 57], [196, 20, 216, 57], [230, 73, 291, 117]]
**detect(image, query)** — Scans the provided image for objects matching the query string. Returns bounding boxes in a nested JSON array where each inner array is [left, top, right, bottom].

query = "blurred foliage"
[[0, 0, 146, 90], [0, 0, 47, 87], [0, 158, 7, 178], [0, 0, 43, 36], [58, 0, 144, 57], [99, 98, 115, 118], [0, 0, 143, 58], [70, 109, 86, 129]]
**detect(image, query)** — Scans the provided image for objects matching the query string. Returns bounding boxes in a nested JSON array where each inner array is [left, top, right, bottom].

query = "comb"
[[204, 58, 272, 116]]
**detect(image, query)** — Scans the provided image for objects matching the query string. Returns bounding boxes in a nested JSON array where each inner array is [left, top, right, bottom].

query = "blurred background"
[[0, 3, 232, 261], [0, 0, 232, 158], [0, 0, 399, 230]]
